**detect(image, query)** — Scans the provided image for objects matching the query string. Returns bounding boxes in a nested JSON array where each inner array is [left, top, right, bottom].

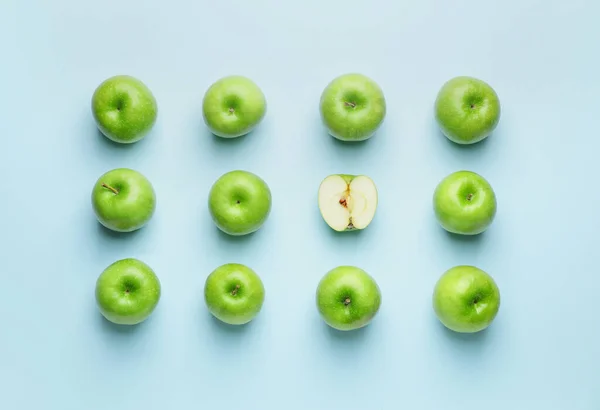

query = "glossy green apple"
[[208, 170, 271, 235], [91, 75, 158, 143], [202, 75, 267, 138], [316, 266, 381, 331], [318, 174, 378, 232], [91, 168, 156, 232], [434, 76, 501, 144], [319, 73, 386, 142], [95, 258, 161, 325], [432, 265, 500, 333], [433, 170, 497, 235], [204, 263, 265, 325]]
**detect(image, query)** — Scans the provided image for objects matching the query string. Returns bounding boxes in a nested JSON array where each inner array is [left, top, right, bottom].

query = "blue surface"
[[1, 0, 599, 408]]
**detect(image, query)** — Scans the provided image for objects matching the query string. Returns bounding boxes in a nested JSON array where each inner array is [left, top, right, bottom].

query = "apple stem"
[[466, 193, 474, 201], [229, 107, 235, 114], [344, 297, 351, 306], [102, 183, 119, 195], [231, 284, 241, 296], [344, 101, 356, 108]]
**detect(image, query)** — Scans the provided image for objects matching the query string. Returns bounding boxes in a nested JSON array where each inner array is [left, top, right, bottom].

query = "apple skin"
[[208, 170, 272, 236], [434, 76, 501, 144], [204, 263, 265, 325], [432, 265, 500, 333], [433, 170, 497, 235], [95, 258, 161, 325], [91, 168, 156, 232], [91, 75, 158, 144], [319, 73, 386, 142], [316, 266, 382, 331], [202, 75, 267, 138]]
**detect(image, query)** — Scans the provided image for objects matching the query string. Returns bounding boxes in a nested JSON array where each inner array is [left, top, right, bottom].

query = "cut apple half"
[[318, 174, 378, 232]]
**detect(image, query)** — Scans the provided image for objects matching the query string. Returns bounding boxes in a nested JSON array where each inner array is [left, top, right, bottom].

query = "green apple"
[[433, 170, 497, 235], [434, 76, 501, 144], [318, 174, 378, 232], [319, 73, 386, 142], [202, 75, 267, 138], [91, 75, 158, 144], [208, 170, 271, 236], [95, 258, 161, 325], [91, 168, 156, 232], [204, 263, 265, 325], [432, 265, 500, 333], [316, 266, 381, 331]]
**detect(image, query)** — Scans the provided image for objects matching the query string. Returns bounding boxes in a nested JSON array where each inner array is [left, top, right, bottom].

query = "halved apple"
[[318, 174, 378, 232]]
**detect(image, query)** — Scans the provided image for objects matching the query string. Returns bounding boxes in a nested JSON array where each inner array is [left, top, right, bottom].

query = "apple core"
[[318, 174, 378, 232]]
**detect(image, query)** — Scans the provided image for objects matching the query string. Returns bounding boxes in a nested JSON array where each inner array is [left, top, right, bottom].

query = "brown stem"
[[102, 183, 119, 195], [231, 284, 241, 296], [344, 297, 351, 306], [466, 193, 474, 201], [344, 101, 356, 108], [229, 107, 235, 114]]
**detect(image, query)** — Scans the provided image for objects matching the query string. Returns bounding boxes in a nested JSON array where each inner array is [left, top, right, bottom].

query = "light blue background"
[[1, 0, 598, 408]]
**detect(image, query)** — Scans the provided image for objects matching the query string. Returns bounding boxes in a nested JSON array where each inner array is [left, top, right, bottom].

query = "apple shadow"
[[317, 216, 372, 252], [323, 321, 371, 343], [443, 229, 486, 244], [433, 123, 501, 162], [441, 130, 491, 149], [96, 222, 146, 241], [213, 226, 259, 244], [207, 313, 253, 335], [441, 323, 490, 343], [325, 131, 374, 151], [97, 312, 149, 336], [434, 320, 492, 358], [203, 127, 255, 150], [94, 128, 147, 151]]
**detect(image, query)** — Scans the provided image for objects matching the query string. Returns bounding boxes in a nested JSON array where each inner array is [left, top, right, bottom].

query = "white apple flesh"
[[318, 174, 378, 232]]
